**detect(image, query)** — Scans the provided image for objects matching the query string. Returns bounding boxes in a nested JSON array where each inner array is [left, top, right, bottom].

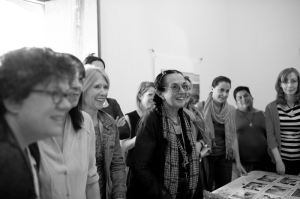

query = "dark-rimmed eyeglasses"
[[31, 89, 71, 105]]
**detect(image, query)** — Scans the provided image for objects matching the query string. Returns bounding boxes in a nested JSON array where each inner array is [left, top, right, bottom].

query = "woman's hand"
[[200, 147, 211, 158], [236, 162, 247, 177], [116, 116, 126, 127], [276, 161, 285, 175]]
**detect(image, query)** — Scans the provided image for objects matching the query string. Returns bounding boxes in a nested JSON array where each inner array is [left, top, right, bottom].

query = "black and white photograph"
[[257, 175, 280, 183], [242, 182, 268, 192], [265, 186, 292, 196], [230, 190, 258, 199], [291, 189, 300, 197]]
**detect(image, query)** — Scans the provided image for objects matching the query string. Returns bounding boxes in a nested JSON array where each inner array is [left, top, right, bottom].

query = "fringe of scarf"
[[202, 93, 236, 159], [161, 105, 199, 199]]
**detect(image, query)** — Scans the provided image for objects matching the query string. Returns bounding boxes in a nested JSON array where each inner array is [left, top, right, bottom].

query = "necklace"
[[241, 110, 255, 127], [176, 128, 189, 176], [165, 108, 181, 126], [170, 115, 189, 176], [286, 103, 295, 116]]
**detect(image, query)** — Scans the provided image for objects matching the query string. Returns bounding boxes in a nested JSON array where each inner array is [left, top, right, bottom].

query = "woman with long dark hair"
[[38, 54, 100, 199]]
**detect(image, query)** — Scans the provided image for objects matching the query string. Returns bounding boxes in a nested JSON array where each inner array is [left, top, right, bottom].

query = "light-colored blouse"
[[38, 111, 99, 199]]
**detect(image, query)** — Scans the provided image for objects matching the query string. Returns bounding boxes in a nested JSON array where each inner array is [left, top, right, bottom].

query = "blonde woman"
[[82, 65, 126, 199]]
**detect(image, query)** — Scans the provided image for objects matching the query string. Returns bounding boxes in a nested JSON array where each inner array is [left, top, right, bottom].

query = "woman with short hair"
[[84, 55, 130, 140], [266, 67, 300, 175], [82, 65, 127, 199]]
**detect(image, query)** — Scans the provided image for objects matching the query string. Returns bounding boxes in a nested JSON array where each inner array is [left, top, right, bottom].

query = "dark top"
[[127, 108, 202, 199], [236, 110, 268, 163], [102, 98, 130, 139], [125, 110, 140, 167], [211, 119, 226, 156], [0, 118, 40, 199]]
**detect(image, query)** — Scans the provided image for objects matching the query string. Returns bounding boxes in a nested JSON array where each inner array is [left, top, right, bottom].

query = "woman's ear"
[[138, 93, 142, 100], [2, 99, 23, 114]]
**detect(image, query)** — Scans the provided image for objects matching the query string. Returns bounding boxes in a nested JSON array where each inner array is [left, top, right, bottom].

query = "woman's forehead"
[[164, 73, 184, 85]]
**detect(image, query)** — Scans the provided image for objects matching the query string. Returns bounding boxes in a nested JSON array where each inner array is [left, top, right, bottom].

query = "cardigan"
[[0, 118, 40, 199], [265, 100, 281, 162], [127, 108, 203, 199]]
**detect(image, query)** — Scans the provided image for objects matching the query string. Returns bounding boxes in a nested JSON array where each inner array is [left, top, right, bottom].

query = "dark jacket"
[[127, 108, 203, 199], [102, 98, 130, 140], [0, 118, 40, 199]]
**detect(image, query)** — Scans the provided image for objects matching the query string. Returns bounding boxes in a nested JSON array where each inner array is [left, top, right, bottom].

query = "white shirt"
[[38, 112, 99, 199]]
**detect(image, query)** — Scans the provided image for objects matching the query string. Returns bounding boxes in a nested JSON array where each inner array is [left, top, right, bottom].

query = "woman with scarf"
[[127, 70, 202, 199], [199, 76, 246, 191], [82, 65, 127, 199]]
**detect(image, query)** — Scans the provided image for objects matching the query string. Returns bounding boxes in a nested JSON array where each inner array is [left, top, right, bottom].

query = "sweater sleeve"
[[131, 112, 170, 198], [265, 103, 279, 150]]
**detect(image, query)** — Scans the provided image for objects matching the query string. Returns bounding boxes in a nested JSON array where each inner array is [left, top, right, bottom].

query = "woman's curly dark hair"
[[153, 70, 184, 107], [275, 67, 300, 105], [0, 47, 76, 118]]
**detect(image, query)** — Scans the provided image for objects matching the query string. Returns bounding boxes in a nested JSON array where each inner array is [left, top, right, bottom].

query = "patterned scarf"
[[161, 105, 199, 199], [202, 93, 236, 159], [186, 104, 212, 148]]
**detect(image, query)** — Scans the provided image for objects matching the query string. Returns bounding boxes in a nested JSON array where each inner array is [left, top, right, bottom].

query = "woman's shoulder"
[[107, 98, 118, 105], [80, 111, 95, 134], [140, 108, 159, 124], [266, 100, 277, 108]]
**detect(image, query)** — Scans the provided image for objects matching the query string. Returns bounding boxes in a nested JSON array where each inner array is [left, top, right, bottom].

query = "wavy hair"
[[0, 47, 75, 118], [275, 67, 300, 105], [153, 70, 184, 107]]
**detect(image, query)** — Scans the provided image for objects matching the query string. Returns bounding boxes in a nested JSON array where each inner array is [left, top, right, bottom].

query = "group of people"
[[0, 47, 299, 199]]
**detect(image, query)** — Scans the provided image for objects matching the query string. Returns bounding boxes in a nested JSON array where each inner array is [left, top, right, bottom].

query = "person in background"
[[0, 47, 75, 199], [82, 65, 127, 199], [232, 86, 269, 180], [266, 67, 300, 175], [38, 54, 100, 199], [84, 54, 130, 140], [121, 81, 155, 180], [184, 76, 224, 199], [199, 76, 246, 191], [127, 70, 202, 199]]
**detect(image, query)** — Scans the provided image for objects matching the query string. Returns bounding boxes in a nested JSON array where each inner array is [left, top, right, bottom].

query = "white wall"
[[44, 0, 98, 60], [100, 0, 300, 114], [0, 0, 45, 55]]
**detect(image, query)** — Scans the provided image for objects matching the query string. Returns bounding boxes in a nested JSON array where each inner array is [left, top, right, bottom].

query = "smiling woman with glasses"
[[0, 47, 76, 198], [265, 67, 300, 176], [127, 70, 203, 199], [37, 54, 101, 199]]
